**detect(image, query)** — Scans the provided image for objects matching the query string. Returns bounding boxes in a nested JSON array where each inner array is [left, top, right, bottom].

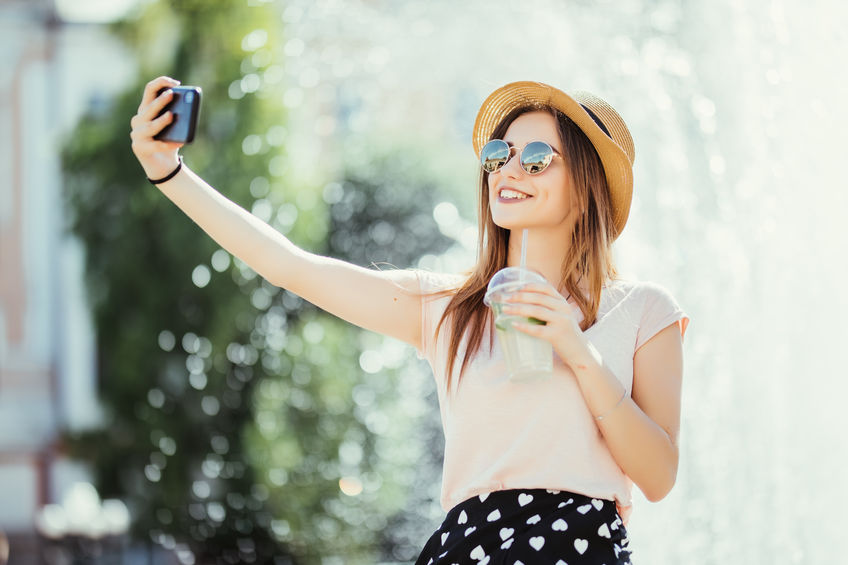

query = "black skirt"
[[415, 488, 633, 564]]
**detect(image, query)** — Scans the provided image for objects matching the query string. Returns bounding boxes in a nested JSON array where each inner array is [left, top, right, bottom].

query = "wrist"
[[146, 156, 183, 185], [564, 341, 629, 422], [563, 338, 602, 376], [142, 154, 181, 181]]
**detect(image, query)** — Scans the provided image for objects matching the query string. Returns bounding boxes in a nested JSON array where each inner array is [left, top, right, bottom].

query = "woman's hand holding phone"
[[130, 76, 184, 181], [125, 78, 424, 351]]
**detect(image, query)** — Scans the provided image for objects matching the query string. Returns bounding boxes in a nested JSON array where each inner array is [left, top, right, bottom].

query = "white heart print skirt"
[[415, 488, 632, 564]]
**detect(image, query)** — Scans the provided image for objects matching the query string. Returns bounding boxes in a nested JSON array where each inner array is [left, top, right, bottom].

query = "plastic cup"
[[483, 267, 553, 381]]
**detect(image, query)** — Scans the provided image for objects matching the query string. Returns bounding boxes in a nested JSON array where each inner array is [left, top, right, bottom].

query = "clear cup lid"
[[483, 267, 549, 306]]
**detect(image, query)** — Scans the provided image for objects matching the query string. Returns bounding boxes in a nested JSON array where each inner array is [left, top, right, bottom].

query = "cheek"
[[486, 177, 500, 207], [540, 176, 569, 205], [542, 178, 578, 219], [557, 188, 576, 209]]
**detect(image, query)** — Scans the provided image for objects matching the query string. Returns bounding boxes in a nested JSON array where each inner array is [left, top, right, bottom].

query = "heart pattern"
[[469, 545, 485, 560], [529, 536, 545, 551], [557, 497, 574, 508], [421, 491, 630, 564], [574, 538, 589, 554], [552, 518, 568, 531]]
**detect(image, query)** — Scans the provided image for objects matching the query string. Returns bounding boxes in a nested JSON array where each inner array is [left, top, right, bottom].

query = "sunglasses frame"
[[480, 139, 563, 175]]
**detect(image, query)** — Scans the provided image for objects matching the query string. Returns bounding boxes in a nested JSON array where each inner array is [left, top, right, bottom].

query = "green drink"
[[484, 268, 554, 381]]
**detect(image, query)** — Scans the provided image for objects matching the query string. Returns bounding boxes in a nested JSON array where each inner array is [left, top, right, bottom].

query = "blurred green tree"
[[61, 1, 454, 563]]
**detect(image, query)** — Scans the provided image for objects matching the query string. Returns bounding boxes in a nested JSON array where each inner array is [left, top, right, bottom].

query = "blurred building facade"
[[0, 0, 138, 559]]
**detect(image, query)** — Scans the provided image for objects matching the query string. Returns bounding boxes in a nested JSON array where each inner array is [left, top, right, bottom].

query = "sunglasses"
[[480, 139, 562, 175]]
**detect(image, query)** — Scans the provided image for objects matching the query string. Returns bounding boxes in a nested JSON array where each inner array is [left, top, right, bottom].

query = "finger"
[[511, 319, 547, 337], [505, 290, 565, 311], [141, 111, 174, 139], [138, 88, 175, 121], [518, 282, 562, 297], [138, 76, 180, 113], [129, 106, 160, 131], [138, 76, 180, 111], [129, 107, 169, 137], [500, 303, 553, 323]]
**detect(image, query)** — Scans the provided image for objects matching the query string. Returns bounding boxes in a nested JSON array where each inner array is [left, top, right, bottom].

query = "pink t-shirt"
[[414, 271, 689, 524]]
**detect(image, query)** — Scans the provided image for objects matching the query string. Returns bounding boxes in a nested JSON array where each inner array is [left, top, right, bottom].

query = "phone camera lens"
[[186, 92, 194, 102]]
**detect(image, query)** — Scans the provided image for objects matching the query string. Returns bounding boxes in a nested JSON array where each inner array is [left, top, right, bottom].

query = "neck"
[[507, 227, 572, 292]]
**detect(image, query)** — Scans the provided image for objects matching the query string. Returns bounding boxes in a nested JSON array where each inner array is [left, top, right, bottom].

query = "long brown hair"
[[434, 104, 618, 394]]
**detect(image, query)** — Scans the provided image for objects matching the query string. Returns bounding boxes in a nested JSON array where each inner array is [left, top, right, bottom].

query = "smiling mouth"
[[498, 188, 532, 201]]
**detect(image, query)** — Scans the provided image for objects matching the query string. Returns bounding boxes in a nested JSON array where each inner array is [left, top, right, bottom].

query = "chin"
[[492, 218, 533, 231], [492, 207, 534, 226], [491, 214, 516, 229]]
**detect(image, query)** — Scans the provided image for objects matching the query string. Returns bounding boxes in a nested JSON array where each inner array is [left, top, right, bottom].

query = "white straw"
[[519, 229, 528, 282]]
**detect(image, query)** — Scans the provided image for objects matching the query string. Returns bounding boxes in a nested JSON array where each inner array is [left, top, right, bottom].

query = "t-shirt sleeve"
[[413, 270, 462, 361], [635, 281, 690, 351]]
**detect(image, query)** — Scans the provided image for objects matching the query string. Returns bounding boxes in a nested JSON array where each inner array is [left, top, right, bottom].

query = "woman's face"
[[487, 111, 579, 233]]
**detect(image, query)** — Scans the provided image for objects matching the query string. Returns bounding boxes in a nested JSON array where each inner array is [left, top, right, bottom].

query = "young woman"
[[131, 77, 688, 564]]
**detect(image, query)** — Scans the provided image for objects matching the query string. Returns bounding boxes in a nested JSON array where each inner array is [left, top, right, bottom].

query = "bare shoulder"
[[411, 269, 466, 295], [367, 267, 464, 295]]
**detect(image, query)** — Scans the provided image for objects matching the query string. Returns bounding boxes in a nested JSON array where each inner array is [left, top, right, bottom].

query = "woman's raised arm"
[[130, 76, 423, 349]]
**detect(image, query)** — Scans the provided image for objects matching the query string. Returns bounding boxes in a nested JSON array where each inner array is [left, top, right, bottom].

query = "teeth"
[[500, 189, 529, 200]]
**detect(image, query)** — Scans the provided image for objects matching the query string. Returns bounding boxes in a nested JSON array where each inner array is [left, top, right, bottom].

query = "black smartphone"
[[154, 86, 202, 143]]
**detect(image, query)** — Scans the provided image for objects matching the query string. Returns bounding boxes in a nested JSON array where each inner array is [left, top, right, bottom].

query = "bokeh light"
[[6, 0, 842, 563]]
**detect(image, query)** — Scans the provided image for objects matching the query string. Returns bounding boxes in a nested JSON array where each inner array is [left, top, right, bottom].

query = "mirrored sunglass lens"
[[481, 140, 510, 173], [521, 142, 554, 174]]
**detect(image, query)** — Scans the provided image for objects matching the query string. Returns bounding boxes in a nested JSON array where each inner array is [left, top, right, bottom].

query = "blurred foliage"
[[61, 0, 454, 563], [326, 151, 452, 267]]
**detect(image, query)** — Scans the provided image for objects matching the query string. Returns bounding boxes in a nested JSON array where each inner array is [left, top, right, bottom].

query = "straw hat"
[[472, 81, 636, 239]]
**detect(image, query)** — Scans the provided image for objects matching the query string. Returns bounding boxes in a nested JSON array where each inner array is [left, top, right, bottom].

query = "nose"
[[500, 148, 525, 178]]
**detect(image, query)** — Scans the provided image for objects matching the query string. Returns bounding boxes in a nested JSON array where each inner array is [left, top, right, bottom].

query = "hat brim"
[[472, 81, 633, 239]]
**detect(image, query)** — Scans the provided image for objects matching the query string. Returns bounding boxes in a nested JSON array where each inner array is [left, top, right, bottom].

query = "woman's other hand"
[[500, 282, 589, 366], [130, 76, 184, 180]]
